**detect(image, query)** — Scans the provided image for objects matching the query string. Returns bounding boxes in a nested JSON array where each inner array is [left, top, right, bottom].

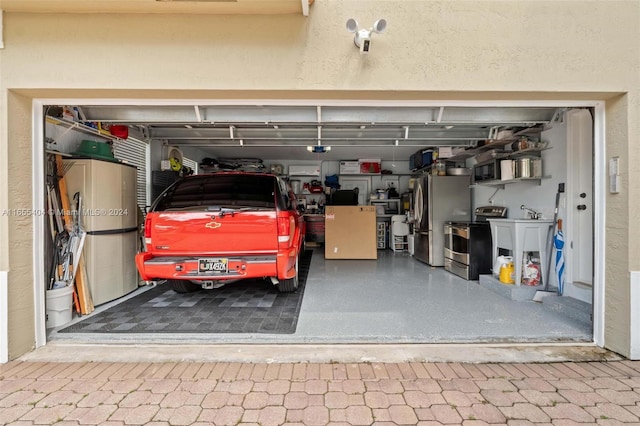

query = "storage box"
[[339, 161, 360, 174], [438, 146, 466, 159], [410, 149, 433, 171], [324, 206, 377, 259], [421, 150, 434, 167], [289, 165, 320, 176], [359, 159, 381, 174]]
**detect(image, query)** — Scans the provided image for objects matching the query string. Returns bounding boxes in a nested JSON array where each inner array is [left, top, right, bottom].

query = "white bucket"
[[46, 286, 73, 328]]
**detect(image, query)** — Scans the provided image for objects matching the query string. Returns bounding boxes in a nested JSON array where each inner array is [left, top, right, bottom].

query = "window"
[[154, 174, 278, 211]]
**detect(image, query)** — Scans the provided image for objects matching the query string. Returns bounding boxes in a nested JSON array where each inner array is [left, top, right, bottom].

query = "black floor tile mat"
[[59, 250, 313, 334]]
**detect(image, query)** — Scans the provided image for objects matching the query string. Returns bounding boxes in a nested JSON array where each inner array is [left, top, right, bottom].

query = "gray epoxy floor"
[[295, 249, 592, 343], [48, 248, 592, 344]]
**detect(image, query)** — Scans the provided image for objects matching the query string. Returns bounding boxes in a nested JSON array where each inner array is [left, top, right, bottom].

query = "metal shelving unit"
[[370, 199, 401, 218], [446, 126, 545, 163]]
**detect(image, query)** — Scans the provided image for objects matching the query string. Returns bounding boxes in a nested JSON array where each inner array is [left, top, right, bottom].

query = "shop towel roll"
[[501, 160, 514, 180]]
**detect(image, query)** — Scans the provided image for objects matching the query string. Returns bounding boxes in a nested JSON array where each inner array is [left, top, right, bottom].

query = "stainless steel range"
[[444, 206, 507, 280]]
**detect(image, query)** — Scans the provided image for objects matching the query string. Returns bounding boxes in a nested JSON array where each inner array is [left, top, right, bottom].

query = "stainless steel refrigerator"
[[413, 174, 471, 266], [64, 158, 138, 305]]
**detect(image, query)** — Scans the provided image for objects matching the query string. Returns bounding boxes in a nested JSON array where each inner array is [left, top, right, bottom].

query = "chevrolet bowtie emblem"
[[205, 222, 222, 229]]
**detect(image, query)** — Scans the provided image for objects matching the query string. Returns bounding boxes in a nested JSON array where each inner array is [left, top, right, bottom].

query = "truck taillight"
[[277, 215, 294, 246], [144, 216, 152, 245]]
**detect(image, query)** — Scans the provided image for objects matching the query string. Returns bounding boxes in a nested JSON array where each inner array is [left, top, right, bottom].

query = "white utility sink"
[[487, 218, 553, 286]]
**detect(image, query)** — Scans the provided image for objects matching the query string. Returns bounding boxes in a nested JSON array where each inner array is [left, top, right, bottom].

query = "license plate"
[[198, 258, 228, 274]]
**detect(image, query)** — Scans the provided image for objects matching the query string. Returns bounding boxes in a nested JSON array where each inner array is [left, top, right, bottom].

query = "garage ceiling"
[[74, 104, 561, 162]]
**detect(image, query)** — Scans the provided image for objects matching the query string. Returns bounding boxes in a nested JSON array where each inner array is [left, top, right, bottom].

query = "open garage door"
[[34, 99, 600, 348]]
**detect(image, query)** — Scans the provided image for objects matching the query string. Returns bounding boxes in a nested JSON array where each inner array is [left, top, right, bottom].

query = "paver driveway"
[[1, 360, 640, 425]]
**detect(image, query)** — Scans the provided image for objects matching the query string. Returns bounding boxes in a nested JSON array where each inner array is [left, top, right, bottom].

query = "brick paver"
[[457, 403, 507, 423], [166, 405, 202, 425], [325, 391, 350, 409], [109, 405, 160, 424], [0, 360, 639, 425], [500, 402, 551, 423], [213, 405, 244, 425], [243, 391, 269, 409], [584, 402, 640, 422]]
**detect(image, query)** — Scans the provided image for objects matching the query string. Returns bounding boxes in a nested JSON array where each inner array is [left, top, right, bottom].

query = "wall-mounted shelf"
[[446, 126, 544, 162], [370, 198, 401, 202], [507, 146, 551, 158], [472, 176, 552, 189], [46, 116, 127, 144], [45, 150, 72, 157]]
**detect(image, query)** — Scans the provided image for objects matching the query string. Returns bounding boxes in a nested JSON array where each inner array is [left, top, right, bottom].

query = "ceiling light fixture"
[[346, 18, 387, 54], [307, 145, 331, 153]]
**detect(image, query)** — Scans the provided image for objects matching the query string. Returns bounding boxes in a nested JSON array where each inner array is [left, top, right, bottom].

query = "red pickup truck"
[[136, 172, 305, 293]]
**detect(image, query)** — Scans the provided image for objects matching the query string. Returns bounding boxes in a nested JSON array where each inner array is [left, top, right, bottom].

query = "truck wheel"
[[168, 279, 199, 293], [277, 258, 299, 293]]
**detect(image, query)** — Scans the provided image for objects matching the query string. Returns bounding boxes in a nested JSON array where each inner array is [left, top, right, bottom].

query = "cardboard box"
[[324, 206, 377, 259], [339, 161, 360, 174]]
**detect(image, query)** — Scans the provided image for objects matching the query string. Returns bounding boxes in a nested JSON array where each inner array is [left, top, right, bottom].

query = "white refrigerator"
[[64, 158, 138, 305]]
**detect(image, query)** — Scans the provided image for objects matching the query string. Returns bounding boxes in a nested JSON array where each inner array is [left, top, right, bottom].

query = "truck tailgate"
[[150, 210, 278, 254]]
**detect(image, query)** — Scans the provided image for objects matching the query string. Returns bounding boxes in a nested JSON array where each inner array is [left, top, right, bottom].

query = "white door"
[[566, 109, 593, 288], [339, 177, 370, 205]]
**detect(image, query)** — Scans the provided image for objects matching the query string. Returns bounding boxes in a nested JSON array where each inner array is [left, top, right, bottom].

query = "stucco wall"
[[604, 95, 631, 356], [0, 0, 639, 359], [6, 92, 36, 359]]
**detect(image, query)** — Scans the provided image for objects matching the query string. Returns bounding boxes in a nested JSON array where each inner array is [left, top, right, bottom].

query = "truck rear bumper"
[[136, 252, 278, 282]]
